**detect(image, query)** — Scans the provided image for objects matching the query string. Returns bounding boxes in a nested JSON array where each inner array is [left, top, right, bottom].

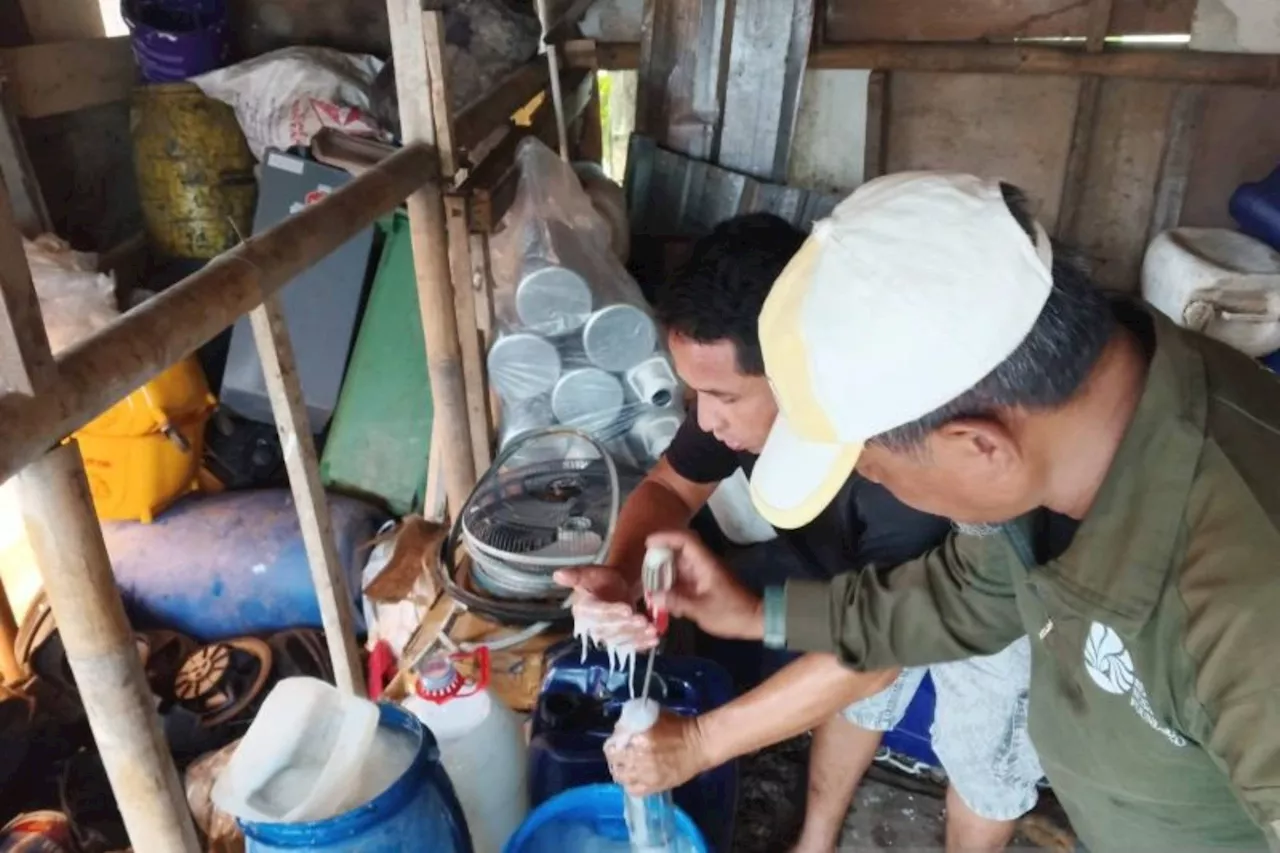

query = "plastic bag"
[[185, 740, 245, 853], [193, 47, 387, 161], [23, 235, 117, 354], [487, 139, 682, 471]]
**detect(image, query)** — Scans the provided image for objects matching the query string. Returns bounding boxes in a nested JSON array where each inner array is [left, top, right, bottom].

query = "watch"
[[762, 585, 787, 650]]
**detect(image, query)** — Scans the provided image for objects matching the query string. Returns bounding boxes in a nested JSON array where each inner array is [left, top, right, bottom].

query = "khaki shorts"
[[843, 636, 1043, 821]]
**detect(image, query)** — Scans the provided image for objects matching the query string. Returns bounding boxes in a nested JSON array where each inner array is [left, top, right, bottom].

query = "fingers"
[[554, 565, 627, 598], [604, 739, 665, 797], [644, 529, 710, 559]]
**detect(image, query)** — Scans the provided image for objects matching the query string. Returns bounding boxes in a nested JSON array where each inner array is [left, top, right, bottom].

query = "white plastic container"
[[402, 649, 529, 853], [212, 677, 381, 824]]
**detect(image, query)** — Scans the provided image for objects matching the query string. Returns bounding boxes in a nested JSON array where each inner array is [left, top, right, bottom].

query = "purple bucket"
[[122, 0, 230, 83]]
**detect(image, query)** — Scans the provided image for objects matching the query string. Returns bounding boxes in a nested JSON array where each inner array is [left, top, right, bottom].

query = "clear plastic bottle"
[[615, 698, 677, 851]]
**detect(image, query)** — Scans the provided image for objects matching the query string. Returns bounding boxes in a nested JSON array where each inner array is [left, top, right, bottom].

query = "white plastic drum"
[[625, 355, 679, 409], [487, 333, 562, 401], [629, 407, 682, 463], [552, 367, 624, 432], [582, 304, 657, 373], [515, 265, 594, 335]]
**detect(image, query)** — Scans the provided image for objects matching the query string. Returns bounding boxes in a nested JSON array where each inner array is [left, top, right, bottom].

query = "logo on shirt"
[[1083, 623, 1186, 747]]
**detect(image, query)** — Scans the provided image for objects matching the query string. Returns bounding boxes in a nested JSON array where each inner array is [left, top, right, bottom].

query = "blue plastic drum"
[[505, 784, 707, 853], [239, 704, 472, 853]]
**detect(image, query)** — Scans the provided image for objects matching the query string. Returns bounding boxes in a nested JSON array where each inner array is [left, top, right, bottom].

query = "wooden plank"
[[453, 61, 550, 158], [1181, 87, 1280, 229], [569, 40, 1280, 88], [386, 0, 478, 519], [248, 294, 365, 696], [635, 0, 730, 159], [423, 10, 458, 179], [824, 0, 1195, 42], [1071, 79, 1178, 291], [0, 37, 136, 118], [808, 42, 1280, 88], [788, 69, 871, 193], [719, 0, 815, 181], [444, 195, 492, 475], [1147, 85, 1206, 241], [0, 86, 50, 236], [0, 179, 55, 396], [17, 0, 105, 42], [20, 444, 200, 851], [885, 72, 1079, 229]]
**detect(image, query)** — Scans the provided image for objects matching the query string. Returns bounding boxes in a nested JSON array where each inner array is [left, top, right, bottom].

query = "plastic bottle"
[[402, 649, 529, 853], [614, 698, 677, 852]]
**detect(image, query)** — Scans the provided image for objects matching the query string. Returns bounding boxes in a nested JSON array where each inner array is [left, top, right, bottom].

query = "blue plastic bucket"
[[239, 703, 473, 853], [122, 0, 230, 82], [505, 784, 707, 853]]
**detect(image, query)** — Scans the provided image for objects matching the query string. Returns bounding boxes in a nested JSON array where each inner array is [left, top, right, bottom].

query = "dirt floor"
[[733, 736, 1073, 852]]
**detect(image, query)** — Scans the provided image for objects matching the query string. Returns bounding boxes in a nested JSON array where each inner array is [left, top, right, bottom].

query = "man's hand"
[[647, 530, 765, 641], [605, 710, 712, 796], [554, 565, 658, 650]]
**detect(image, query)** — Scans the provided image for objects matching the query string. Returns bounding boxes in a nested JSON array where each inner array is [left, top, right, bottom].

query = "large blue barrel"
[[240, 703, 473, 853], [1230, 165, 1280, 252], [505, 784, 706, 853], [122, 0, 230, 82]]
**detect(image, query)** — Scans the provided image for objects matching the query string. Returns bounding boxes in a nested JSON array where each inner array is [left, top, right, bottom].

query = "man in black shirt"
[[557, 215, 1041, 853]]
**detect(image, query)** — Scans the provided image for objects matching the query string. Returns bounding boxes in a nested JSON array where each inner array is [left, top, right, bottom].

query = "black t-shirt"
[[664, 408, 952, 579]]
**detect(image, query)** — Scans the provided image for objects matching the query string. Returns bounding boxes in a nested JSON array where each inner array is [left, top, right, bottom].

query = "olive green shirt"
[[785, 307, 1280, 852]]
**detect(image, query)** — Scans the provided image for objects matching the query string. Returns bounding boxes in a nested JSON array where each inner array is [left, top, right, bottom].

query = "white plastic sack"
[[1142, 228, 1280, 358], [487, 139, 682, 471], [194, 47, 387, 161], [24, 234, 117, 354]]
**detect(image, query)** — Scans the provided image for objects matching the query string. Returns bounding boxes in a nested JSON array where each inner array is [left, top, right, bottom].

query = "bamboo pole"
[[19, 443, 199, 852], [387, 0, 478, 517], [248, 294, 364, 695], [0, 142, 436, 486]]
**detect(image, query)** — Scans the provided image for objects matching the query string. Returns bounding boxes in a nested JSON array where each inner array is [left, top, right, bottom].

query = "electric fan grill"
[[441, 427, 622, 625]]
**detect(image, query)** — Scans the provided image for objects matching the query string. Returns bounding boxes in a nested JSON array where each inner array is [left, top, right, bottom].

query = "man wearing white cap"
[[606, 173, 1280, 852]]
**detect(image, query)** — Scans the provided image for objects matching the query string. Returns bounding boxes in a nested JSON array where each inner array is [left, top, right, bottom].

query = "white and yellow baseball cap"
[[749, 172, 1056, 529]]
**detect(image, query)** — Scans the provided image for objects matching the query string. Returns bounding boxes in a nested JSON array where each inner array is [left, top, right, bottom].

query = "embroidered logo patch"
[[1083, 623, 1187, 747]]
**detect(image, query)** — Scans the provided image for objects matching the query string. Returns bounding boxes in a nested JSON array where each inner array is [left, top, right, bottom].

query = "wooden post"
[[386, 0, 478, 518], [19, 444, 200, 853], [0, 86, 51, 237], [1056, 0, 1113, 240], [248, 295, 364, 696], [0, 142, 436, 484], [1147, 85, 1205, 242]]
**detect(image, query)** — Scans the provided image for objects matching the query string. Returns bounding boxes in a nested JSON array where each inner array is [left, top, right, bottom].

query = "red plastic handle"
[[452, 646, 491, 699]]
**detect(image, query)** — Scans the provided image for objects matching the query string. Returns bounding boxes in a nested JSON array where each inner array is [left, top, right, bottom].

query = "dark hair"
[[870, 183, 1115, 452], [655, 213, 806, 376]]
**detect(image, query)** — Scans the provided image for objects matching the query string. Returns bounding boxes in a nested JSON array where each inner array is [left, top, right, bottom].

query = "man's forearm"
[[605, 479, 701, 593], [695, 654, 899, 768]]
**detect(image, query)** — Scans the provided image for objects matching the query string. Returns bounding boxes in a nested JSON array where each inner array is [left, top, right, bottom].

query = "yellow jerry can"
[[73, 357, 217, 523]]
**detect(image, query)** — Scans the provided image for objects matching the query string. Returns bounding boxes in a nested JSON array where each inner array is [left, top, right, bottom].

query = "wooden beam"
[[19, 443, 200, 852], [542, 0, 599, 45], [0, 179, 55, 396], [248, 295, 364, 695], [0, 142, 437, 485], [453, 61, 549, 159], [1147, 85, 1206, 241], [423, 10, 458, 179], [808, 42, 1280, 87], [0, 37, 136, 118], [386, 0, 477, 518], [565, 39, 1280, 89]]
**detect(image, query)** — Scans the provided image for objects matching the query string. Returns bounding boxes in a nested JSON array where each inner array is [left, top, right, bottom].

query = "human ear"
[[932, 418, 1020, 474]]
